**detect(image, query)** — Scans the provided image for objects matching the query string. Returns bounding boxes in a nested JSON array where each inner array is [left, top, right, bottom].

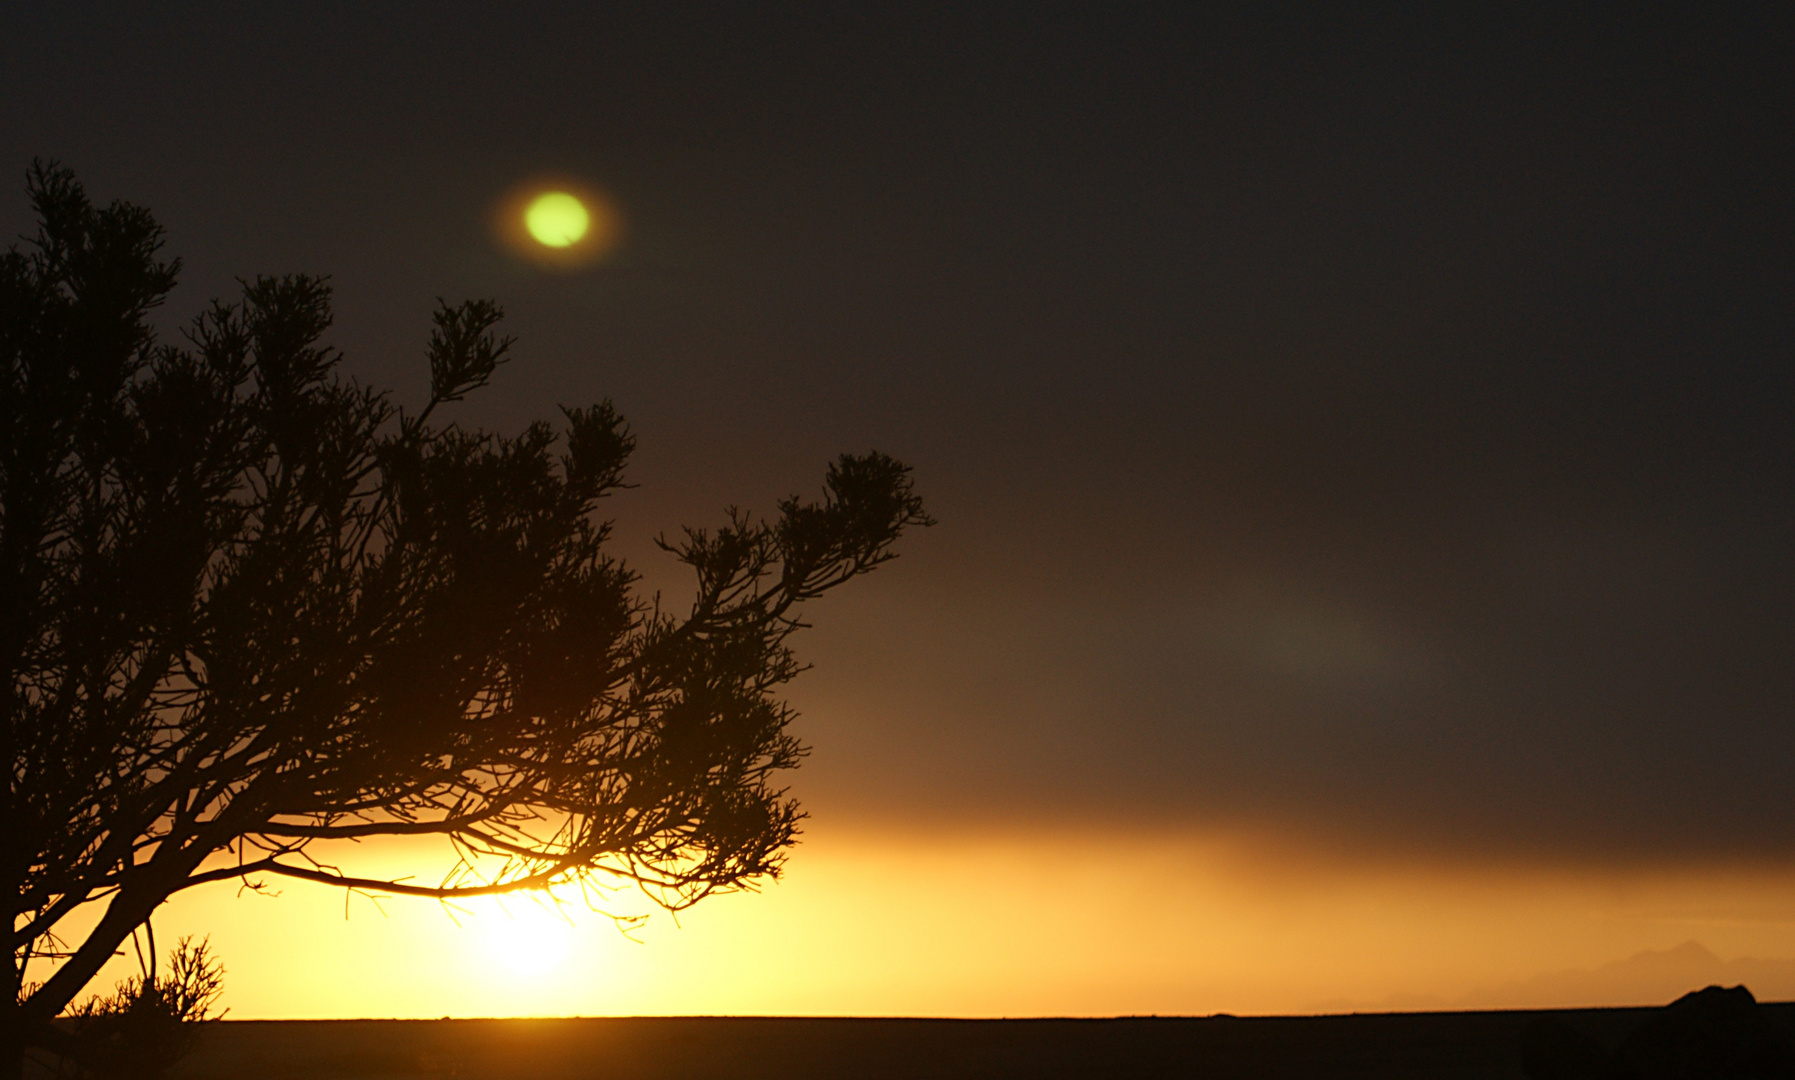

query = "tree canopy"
[[2, 163, 929, 1063]]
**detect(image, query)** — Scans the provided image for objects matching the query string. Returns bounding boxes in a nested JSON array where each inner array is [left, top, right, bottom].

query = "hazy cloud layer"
[[6, 5, 1791, 863]]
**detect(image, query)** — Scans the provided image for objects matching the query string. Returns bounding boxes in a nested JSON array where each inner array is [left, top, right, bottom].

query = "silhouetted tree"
[[2, 163, 930, 1072]]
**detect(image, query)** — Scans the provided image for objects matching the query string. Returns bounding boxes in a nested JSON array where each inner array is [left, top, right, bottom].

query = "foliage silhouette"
[[1, 162, 930, 1069], [51, 936, 225, 1080]]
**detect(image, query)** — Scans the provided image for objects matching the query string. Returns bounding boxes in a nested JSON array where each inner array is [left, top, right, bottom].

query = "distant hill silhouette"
[[1317, 943, 1795, 1013], [1462, 943, 1795, 1009]]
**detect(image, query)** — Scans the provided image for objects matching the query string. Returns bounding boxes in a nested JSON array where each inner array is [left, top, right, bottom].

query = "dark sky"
[[6, 4, 1793, 864]]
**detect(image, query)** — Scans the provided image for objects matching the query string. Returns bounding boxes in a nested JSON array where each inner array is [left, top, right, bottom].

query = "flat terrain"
[[162, 1003, 1795, 1079]]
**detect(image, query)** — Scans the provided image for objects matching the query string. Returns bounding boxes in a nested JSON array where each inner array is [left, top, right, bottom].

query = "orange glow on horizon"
[[42, 824, 1795, 1020]]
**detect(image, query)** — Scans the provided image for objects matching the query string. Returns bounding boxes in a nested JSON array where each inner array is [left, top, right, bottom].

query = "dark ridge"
[[134, 999, 1795, 1080]]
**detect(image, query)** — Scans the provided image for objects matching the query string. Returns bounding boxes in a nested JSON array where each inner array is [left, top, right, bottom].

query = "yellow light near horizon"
[[88, 826, 1795, 1019], [479, 900, 578, 978], [524, 192, 590, 248]]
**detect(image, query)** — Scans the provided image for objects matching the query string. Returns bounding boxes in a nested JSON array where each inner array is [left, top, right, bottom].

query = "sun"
[[479, 902, 578, 978], [523, 191, 590, 248], [494, 177, 622, 267]]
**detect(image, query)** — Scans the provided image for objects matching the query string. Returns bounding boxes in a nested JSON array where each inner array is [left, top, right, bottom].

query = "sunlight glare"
[[479, 901, 578, 978], [493, 176, 621, 267], [524, 192, 590, 248]]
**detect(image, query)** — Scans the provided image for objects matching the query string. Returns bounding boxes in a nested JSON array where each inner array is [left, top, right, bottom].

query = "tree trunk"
[[5, 699, 25, 1080], [2, 998, 22, 1080], [18, 844, 208, 1029]]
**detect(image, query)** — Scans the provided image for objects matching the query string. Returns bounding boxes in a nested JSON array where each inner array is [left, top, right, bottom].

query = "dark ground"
[[154, 1003, 1795, 1079]]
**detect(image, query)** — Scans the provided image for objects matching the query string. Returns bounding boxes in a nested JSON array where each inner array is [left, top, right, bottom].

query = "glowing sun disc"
[[494, 177, 622, 267], [480, 904, 576, 978], [524, 192, 590, 248]]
